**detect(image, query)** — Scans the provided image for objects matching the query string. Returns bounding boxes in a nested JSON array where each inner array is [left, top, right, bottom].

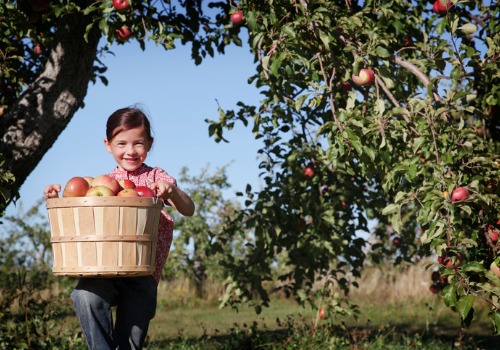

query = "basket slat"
[[46, 197, 163, 277]]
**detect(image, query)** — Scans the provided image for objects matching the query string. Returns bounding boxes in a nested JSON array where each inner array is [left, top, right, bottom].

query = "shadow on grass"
[[146, 323, 500, 350]]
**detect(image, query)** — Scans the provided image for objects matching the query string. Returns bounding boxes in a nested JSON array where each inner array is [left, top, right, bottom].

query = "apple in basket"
[[62, 176, 90, 197], [135, 186, 156, 198], [119, 179, 136, 189], [117, 188, 140, 197], [92, 174, 121, 195], [86, 185, 115, 197]]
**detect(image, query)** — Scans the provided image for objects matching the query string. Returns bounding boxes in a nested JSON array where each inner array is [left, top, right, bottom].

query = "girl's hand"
[[150, 181, 174, 200], [44, 184, 61, 199]]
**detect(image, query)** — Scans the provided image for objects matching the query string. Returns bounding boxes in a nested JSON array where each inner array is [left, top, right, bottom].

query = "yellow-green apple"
[[490, 261, 500, 278], [63, 177, 90, 197], [119, 179, 135, 190], [230, 10, 244, 24], [433, 0, 451, 15], [113, 0, 130, 12], [303, 166, 315, 178], [352, 68, 375, 87], [451, 187, 469, 202], [86, 185, 115, 197], [92, 174, 121, 195], [83, 176, 94, 187], [117, 188, 140, 197], [115, 26, 132, 42], [135, 186, 156, 198]]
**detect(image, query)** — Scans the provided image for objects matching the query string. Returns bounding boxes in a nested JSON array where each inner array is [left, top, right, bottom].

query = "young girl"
[[43, 107, 195, 349]]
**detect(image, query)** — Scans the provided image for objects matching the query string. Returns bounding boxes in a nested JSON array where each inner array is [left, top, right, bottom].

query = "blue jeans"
[[70, 276, 157, 350]]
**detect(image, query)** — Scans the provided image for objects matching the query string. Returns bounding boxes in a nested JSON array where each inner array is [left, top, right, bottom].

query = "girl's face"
[[104, 126, 153, 172]]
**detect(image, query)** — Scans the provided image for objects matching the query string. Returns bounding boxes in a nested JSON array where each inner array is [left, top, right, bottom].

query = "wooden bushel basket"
[[46, 196, 164, 277]]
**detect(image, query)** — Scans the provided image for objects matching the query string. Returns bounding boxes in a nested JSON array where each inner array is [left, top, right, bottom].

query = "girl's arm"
[[151, 181, 195, 216]]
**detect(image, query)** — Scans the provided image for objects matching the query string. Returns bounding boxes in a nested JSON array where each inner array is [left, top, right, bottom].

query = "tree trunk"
[[0, 10, 101, 210]]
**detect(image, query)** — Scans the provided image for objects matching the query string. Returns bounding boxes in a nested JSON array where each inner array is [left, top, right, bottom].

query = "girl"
[[44, 107, 195, 349]]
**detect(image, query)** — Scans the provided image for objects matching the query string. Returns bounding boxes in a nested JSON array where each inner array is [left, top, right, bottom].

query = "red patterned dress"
[[110, 164, 175, 284]]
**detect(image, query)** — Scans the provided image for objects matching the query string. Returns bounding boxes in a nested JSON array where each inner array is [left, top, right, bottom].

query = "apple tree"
[[205, 0, 500, 332]]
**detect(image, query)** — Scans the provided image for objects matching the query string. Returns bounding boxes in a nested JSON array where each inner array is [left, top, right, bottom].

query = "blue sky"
[[6, 37, 264, 217]]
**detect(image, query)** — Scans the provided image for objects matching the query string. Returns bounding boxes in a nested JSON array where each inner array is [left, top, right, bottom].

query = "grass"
[[52, 262, 500, 349]]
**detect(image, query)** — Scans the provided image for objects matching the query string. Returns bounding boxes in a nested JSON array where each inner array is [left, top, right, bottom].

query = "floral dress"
[[110, 164, 175, 284]]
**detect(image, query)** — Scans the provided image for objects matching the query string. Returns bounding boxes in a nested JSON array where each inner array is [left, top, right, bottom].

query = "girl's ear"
[[104, 139, 112, 152]]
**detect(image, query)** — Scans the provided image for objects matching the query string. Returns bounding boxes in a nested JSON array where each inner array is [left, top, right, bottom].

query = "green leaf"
[[456, 295, 475, 322], [488, 311, 500, 335], [282, 25, 296, 39], [382, 203, 399, 215], [461, 262, 486, 273], [442, 283, 457, 307], [374, 46, 390, 58]]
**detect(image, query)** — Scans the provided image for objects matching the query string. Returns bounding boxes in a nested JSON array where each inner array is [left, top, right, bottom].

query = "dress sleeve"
[[151, 167, 177, 186]]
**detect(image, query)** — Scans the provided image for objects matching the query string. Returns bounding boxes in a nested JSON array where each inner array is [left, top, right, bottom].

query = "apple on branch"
[[352, 68, 375, 87], [433, 0, 451, 15], [62, 177, 90, 197], [230, 10, 244, 24], [451, 186, 469, 202], [303, 165, 315, 178], [115, 26, 132, 42], [113, 0, 131, 12], [33, 44, 43, 55]]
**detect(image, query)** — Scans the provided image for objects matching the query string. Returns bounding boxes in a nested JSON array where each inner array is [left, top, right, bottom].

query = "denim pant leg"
[[114, 276, 157, 350], [71, 278, 118, 350]]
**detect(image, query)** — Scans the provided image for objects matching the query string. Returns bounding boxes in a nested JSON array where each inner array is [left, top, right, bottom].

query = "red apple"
[[113, 0, 130, 12], [392, 236, 401, 247], [433, 0, 451, 15], [352, 68, 375, 87], [32, 0, 49, 12], [135, 185, 156, 198], [92, 174, 121, 195], [230, 10, 244, 24], [115, 26, 132, 42], [318, 307, 328, 319], [83, 176, 94, 187], [429, 284, 440, 294], [63, 177, 90, 197], [119, 179, 136, 190], [431, 271, 441, 282], [490, 261, 500, 278], [488, 225, 499, 243], [303, 166, 315, 178], [86, 186, 115, 197], [451, 187, 469, 202], [117, 188, 140, 197], [439, 252, 462, 268], [33, 44, 43, 55], [340, 82, 352, 92]]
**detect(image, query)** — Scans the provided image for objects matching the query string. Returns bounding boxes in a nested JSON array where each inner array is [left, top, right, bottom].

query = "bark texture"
[[0, 10, 101, 195]]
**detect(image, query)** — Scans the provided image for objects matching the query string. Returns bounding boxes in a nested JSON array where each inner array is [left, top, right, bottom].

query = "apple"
[[83, 176, 94, 187], [86, 186, 115, 197], [340, 82, 352, 92], [117, 188, 140, 197], [113, 0, 131, 12], [433, 0, 451, 15], [429, 284, 440, 294], [438, 252, 462, 268], [119, 179, 136, 190], [490, 261, 500, 278], [392, 236, 401, 247], [33, 44, 43, 55], [32, 0, 49, 12], [451, 187, 469, 202], [135, 185, 156, 198], [403, 38, 412, 47], [488, 225, 499, 243], [230, 10, 244, 24], [63, 177, 90, 197], [352, 68, 375, 87], [92, 174, 121, 195], [115, 26, 132, 42], [318, 307, 328, 319], [303, 166, 315, 178], [431, 271, 441, 282]]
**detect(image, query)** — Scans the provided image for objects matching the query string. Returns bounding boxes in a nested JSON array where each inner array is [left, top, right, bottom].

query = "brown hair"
[[106, 107, 154, 142]]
